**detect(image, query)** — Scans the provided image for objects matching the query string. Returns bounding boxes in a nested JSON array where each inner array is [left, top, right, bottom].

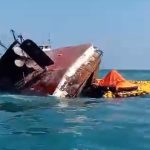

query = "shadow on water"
[[0, 94, 60, 112], [0, 91, 149, 113], [0, 93, 108, 113]]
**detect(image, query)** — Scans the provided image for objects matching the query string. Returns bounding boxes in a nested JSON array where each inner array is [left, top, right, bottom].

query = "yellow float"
[[102, 81, 150, 99], [95, 70, 150, 99]]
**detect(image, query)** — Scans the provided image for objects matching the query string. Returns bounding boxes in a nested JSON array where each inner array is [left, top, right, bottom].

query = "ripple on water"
[[0, 91, 150, 149]]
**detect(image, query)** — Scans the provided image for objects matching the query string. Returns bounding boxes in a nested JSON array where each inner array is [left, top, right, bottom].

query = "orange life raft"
[[95, 70, 138, 92]]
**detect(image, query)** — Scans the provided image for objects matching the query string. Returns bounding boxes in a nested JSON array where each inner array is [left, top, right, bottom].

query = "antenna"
[[48, 33, 51, 48], [0, 40, 7, 50], [18, 34, 24, 43], [10, 29, 17, 41], [48, 39, 51, 48]]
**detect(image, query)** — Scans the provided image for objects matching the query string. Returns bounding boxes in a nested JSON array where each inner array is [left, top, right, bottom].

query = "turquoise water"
[[0, 70, 150, 150]]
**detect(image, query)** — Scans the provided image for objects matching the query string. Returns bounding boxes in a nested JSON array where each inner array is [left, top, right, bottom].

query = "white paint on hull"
[[53, 45, 101, 98]]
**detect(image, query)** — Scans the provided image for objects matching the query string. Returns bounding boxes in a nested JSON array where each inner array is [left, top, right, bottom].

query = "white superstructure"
[[39, 45, 51, 52]]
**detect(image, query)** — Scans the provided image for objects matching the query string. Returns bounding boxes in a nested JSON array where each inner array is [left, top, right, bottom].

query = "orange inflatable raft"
[[95, 70, 138, 92], [94, 70, 150, 98]]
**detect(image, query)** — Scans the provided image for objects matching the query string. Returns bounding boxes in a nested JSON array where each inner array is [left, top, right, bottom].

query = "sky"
[[0, 0, 150, 70]]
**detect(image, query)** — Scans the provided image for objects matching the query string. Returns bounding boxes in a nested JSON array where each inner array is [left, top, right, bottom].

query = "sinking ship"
[[0, 31, 102, 98]]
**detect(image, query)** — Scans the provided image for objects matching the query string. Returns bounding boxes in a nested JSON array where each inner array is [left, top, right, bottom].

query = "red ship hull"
[[0, 39, 102, 98], [23, 44, 102, 97]]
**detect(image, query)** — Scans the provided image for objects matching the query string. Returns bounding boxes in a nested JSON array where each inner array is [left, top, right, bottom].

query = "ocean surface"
[[0, 70, 150, 150]]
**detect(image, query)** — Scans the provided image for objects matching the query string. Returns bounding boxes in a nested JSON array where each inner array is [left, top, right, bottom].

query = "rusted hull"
[[0, 39, 102, 98], [22, 44, 102, 97], [53, 45, 101, 98]]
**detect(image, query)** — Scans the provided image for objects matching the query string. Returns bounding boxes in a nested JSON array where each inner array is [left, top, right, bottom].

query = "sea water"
[[0, 70, 150, 150]]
